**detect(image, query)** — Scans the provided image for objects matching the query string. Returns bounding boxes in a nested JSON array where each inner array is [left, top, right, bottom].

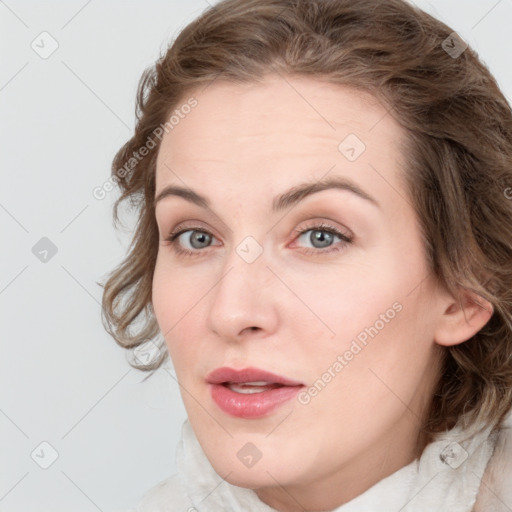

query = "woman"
[[100, 0, 512, 510]]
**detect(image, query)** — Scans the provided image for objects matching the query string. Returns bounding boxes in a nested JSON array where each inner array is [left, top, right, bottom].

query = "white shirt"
[[128, 408, 512, 511]]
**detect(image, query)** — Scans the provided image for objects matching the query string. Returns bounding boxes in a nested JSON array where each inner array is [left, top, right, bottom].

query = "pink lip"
[[206, 366, 304, 386], [206, 366, 304, 419]]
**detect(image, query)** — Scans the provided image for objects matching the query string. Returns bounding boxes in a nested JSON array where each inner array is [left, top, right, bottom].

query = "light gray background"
[[1, 1, 511, 511]]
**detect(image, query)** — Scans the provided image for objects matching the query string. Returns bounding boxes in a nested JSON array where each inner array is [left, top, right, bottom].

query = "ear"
[[434, 287, 494, 347]]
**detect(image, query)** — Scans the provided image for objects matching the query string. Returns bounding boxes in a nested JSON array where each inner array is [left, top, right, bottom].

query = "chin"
[[203, 441, 308, 490], [222, 468, 277, 489]]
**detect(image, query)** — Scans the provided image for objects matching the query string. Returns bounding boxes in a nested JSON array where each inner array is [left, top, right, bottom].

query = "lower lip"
[[209, 383, 303, 418]]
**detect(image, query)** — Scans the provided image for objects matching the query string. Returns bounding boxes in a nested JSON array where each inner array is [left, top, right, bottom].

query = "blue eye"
[[163, 222, 352, 257], [293, 223, 352, 255], [165, 229, 216, 256]]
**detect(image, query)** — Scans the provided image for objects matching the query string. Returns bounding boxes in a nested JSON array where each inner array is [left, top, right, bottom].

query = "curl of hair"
[[99, 0, 512, 442]]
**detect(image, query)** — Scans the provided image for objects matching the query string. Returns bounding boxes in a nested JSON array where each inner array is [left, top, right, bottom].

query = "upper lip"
[[206, 366, 304, 386]]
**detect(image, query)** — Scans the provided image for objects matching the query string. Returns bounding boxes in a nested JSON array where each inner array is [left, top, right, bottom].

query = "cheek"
[[151, 259, 172, 333], [294, 242, 436, 396], [283, 256, 403, 347], [152, 255, 214, 375], [296, 299, 437, 450], [152, 257, 188, 355], [152, 252, 199, 323]]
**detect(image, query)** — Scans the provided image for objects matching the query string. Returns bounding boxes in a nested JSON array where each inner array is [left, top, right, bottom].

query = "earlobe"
[[434, 288, 494, 347]]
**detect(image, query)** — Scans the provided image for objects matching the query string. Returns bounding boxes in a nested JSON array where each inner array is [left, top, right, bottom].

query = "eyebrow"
[[153, 176, 380, 212]]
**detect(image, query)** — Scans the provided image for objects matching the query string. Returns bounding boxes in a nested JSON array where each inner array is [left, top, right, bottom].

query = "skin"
[[151, 75, 493, 511]]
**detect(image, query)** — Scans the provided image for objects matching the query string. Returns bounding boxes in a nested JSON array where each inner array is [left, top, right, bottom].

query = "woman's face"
[[152, 75, 448, 510]]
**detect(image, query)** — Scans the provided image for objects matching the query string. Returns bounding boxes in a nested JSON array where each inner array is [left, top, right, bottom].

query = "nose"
[[205, 241, 279, 342]]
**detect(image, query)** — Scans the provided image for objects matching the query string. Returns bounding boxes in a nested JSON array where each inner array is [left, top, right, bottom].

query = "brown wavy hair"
[[99, 0, 512, 442]]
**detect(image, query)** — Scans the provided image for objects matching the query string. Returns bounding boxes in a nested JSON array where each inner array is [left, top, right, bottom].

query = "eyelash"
[[163, 222, 353, 258]]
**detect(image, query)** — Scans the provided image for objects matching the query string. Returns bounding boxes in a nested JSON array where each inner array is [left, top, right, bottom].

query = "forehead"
[[155, 75, 408, 207]]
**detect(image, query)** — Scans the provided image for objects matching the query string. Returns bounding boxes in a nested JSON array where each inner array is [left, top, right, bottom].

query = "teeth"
[[229, 385, 268, 394], [226, 382, 281, 394]]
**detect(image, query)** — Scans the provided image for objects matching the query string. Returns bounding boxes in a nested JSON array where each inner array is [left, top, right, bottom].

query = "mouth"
[[206, 366, 305, 419]]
